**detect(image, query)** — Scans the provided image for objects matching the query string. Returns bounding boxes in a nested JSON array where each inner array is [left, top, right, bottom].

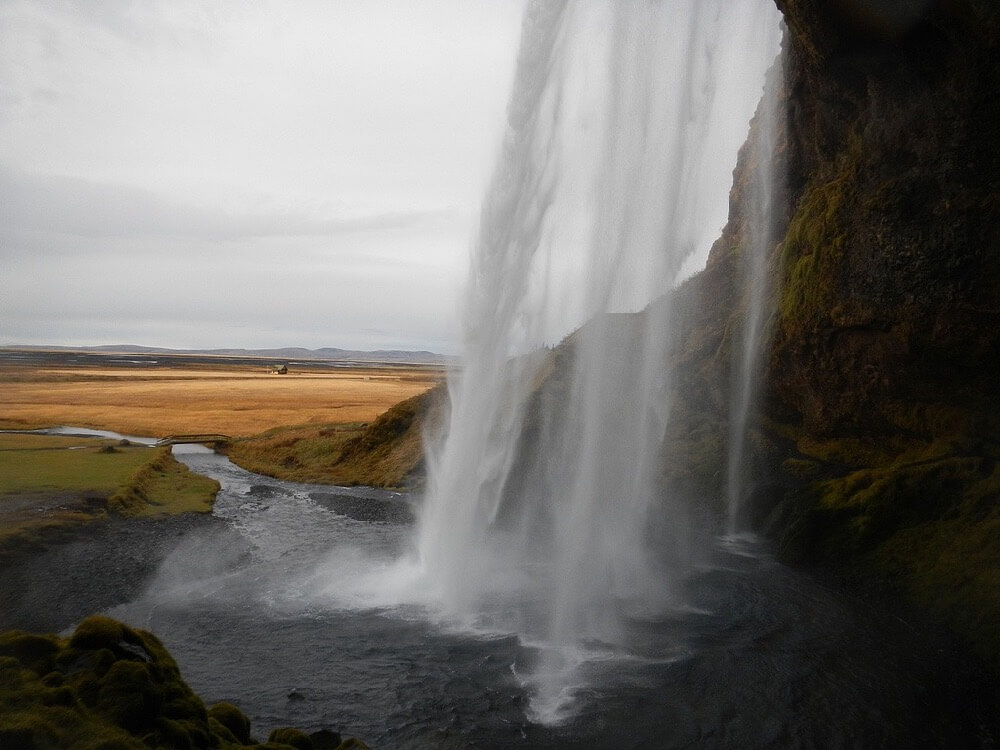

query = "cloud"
[[1, 232, 464, 353], [0, 165, 464, 246], [0, 162, 470, 352], [0, 0, 524, 352]]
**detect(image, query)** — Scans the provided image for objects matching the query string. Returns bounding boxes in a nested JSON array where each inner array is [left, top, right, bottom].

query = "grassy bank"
[[224, 386, 445, 489], [0, 434, 219, 556], [0, 434, 154, 494]]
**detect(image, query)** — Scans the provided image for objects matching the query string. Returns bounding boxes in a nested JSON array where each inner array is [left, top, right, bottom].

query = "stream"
[[70, 444, 990, 748]]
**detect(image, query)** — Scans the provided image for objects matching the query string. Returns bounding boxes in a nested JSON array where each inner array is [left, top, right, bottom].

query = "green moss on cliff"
[[879, 501, 1000, 665], [332, 385, 445, 488], [769, 434, 1000, 667], [778, 133, 859, 327], [752, 0, 1000, 671]]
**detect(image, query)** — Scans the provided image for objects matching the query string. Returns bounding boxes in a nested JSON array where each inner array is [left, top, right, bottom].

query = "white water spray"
[[726, 56, 785, 535], [414, 0, 781, 722]]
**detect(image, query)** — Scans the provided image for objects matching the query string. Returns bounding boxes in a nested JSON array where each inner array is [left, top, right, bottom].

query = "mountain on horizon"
[[5, 343, 454, 365]]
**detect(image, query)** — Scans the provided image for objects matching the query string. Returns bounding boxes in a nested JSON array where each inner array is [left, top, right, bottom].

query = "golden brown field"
[[0, 361, 443, 438]]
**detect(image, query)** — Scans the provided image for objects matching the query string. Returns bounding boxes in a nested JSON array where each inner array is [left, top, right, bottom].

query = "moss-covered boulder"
[[209, 701, 253, 744], [268, 727, 314, 749], [0, 616, 364, 749]]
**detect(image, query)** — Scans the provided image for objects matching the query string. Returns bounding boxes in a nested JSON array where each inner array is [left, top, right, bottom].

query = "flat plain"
[[0, 351, 444, 438], [0, 350, 444, 552]]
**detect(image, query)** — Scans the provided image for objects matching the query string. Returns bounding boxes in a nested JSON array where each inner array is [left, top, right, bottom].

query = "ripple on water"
[[99, 451, 995, 748]]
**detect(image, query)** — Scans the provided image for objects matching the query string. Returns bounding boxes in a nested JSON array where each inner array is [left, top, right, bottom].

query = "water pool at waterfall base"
[[100, 450, 993, 749]]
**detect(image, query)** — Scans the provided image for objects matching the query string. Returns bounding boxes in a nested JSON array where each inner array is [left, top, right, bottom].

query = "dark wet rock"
[[248, 484, 290, 501], [745, 0, 1000, 669], [309, 492, 414, 525], [621, 0, 1000, 677]]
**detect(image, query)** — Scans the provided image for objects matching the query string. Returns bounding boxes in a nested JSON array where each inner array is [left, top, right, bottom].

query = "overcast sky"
[[0, 0, 525, 353]]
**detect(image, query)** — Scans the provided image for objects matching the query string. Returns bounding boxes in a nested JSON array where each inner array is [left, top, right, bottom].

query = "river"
[[64, 444, 986, 748]]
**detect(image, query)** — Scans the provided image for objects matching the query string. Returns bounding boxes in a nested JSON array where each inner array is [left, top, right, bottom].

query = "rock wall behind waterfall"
[[578, 0, 1000, 667], [742, 0, 1000, 668], [334, 0, 1000, 671]]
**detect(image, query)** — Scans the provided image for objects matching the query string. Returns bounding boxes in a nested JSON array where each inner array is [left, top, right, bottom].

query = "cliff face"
[[769, 0, 999, 441], [742, 0, 1000, 665], [330, 0, 1000, 670]]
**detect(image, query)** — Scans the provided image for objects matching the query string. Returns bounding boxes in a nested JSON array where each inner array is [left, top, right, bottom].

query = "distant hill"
[[6, 344, 455, 366]]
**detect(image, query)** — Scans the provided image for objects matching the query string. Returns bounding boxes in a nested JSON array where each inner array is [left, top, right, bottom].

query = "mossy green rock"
[[210, 700, 253, 744], [268, 727, 314, 749], [0, 616, 361, 749]]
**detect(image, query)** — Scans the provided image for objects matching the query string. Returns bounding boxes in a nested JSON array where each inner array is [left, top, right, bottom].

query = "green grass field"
[[0, 433, 220, 555], [0, 435, 154, 495]]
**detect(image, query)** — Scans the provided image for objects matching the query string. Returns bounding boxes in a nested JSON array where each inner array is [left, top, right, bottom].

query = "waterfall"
[[726, 56, 785, 535], [414, 0, 781, 722]]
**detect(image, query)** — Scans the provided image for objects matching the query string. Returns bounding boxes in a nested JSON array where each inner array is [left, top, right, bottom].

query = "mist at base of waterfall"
[[105, 451, 988, 748], [412, 1, 785, 714]]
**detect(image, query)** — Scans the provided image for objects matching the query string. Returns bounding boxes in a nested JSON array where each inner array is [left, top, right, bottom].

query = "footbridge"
[[155, 434, 231, 447]]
